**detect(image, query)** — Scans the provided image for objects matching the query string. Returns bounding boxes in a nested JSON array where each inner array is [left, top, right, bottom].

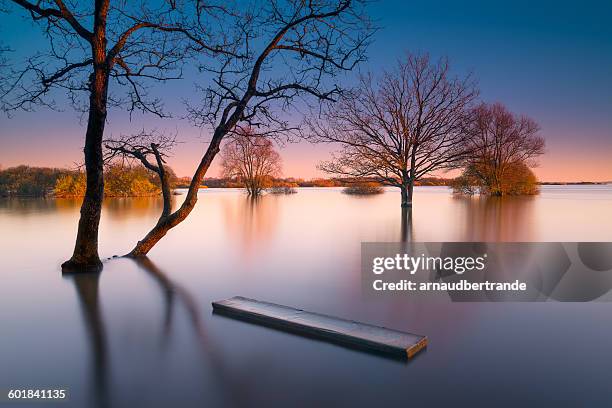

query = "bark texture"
[[62, 3, 110, 272]]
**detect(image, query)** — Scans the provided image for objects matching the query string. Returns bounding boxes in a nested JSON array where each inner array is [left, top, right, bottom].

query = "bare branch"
[[10, 0, 93, 40], [307, 52, 479, 206], [104, 129, 179, 216]]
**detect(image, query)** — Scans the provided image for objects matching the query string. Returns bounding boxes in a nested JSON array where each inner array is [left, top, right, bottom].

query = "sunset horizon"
[[1, 137, 610, 183]]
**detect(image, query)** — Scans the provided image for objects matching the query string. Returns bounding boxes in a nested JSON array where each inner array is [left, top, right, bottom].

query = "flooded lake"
[[1, 186, 612, 407]]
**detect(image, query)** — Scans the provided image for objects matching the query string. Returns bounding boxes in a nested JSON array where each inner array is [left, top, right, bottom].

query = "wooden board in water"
[[212, 296, 427, 358]]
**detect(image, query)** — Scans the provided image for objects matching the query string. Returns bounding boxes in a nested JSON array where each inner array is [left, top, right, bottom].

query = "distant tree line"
[[0, 165, 69, 197], [0, 164, 176, 198], [0, 164, 452, 198], [174, 176, 451, 189]]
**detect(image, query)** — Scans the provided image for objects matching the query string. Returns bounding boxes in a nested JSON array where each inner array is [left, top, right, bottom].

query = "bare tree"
[[308, 53, 479, 207], [123, 0, 373, 257], [460, 102, 544, 196], [220, 129, 282, 196], [1, 1, 233, 271]]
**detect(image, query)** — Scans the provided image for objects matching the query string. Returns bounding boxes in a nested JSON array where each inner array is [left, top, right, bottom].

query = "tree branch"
[[10, 0, 93, 41]]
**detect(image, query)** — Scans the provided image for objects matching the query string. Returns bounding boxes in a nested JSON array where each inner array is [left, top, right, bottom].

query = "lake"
[[1, 186, 612, 407]]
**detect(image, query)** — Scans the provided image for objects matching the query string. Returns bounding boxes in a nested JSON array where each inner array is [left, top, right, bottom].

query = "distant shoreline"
[[2, 164, 609, 199], [538, 181, 610, 185], [2, 183, 609, 199], [185, 182, 611, 189]]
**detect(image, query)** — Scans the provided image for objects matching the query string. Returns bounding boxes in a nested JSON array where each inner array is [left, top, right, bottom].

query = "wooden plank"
[[212, 296, 427, 359]]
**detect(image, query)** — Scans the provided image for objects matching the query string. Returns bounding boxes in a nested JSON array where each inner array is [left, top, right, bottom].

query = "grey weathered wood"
[[212, 296, 427, 358]]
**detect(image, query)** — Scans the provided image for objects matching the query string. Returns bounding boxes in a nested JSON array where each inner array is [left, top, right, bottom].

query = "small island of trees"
[[450, 103, 544, 196]]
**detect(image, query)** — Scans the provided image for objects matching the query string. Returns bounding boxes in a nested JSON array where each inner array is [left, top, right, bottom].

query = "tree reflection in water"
[[68, 272, 110, 408], [65, 258, 240, 408]]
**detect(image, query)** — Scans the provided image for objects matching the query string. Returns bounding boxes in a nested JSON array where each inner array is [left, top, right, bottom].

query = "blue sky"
[[1, 0, 611, 180]]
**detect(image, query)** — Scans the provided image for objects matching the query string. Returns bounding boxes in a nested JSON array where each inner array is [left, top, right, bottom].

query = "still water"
[[1, 186, 611, 407]]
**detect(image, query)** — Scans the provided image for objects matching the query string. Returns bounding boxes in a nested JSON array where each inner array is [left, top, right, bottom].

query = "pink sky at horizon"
[[1, 124, 611, 182]]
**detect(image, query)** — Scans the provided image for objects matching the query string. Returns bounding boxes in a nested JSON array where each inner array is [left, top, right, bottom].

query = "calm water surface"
[[1, 186, 612, 407]]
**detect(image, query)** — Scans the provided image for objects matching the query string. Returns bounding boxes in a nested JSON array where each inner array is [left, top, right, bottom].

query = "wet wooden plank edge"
[[212, 297, 427, 359]]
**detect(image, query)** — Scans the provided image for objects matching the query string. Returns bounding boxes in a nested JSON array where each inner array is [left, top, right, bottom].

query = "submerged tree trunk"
[[407, 181, 415, 206], [405, 145, 418, 207], [399, 145, 418, 208], [62, 72, 108, 272], [126, 132, 224, 257], [400, 185, 409, 207], [400, 183, 415, 207]]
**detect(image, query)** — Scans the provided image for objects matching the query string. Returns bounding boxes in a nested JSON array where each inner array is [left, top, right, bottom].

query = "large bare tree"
[[123, 0, 373, 257], [460, 102, 544, 195], [1, 0, 231, 271], [308, 53, 479, 207], [220, 129, 282, 196]]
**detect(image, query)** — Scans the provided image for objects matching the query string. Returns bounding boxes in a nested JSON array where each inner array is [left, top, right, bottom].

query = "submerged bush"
[[269, 186, 297, 194], [268, 180, 298, 195], [452, 161, 539, 196], [343, 182, 384, 195]]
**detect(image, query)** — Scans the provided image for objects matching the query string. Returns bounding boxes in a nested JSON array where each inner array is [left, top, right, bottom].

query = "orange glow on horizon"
[[2, 134, 611, 183]]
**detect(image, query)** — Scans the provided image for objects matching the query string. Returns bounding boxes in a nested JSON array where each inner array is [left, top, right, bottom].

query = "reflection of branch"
[[134, 257, 209, 346], [131, 257, 240, 406]]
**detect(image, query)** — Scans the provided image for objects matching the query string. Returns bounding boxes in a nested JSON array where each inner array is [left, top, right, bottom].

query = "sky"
[[1, 0, 611, 182]]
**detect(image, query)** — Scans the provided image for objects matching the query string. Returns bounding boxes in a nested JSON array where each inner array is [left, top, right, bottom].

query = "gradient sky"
[[1, 0, 611, 181]]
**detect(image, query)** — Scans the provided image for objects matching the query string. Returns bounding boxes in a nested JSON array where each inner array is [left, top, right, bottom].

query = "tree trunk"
[[400, 185, 409, 207], [400, 183, 414, 207], [407, 180, 415, 206], [62, 4, 109, 273], [126, 132, 224, 257], [151, 146, 172, 218], [400, 144, 418, 208], [61, 84, 108, 272], [126, 79, 256, 257]]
